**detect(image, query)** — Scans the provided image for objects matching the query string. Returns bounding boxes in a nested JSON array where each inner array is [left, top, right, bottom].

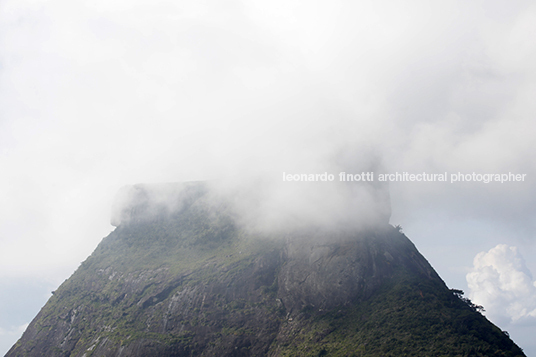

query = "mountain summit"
[[7, 182, 525, 356]]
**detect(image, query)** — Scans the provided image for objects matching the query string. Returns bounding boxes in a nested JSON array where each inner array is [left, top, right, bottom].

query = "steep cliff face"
[[7, 182, 525, 356]]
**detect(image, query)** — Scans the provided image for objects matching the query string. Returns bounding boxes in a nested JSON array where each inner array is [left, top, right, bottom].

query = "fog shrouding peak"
[[111, 152, 391, 233], [218, 153, 391, 233]]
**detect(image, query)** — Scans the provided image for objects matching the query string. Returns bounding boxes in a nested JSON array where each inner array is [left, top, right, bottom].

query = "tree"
[[450, 288, 485, 313]]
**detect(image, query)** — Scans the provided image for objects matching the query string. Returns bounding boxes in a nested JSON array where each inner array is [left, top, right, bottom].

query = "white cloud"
[[467, 244, 536, 324], [0, 0, 534, 281]]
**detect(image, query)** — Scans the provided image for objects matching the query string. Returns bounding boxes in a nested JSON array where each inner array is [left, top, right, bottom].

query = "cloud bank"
[[467, 244, 536, 324]]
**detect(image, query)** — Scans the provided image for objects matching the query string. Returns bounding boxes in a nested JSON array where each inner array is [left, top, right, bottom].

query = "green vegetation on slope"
[[270, 266, 523, 356]]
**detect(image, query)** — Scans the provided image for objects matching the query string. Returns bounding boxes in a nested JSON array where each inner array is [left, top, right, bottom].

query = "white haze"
[[208, 148, 391, 233], [1, 0, 536, 354]]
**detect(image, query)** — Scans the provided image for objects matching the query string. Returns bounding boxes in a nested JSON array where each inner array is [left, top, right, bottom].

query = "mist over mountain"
[[6, 181, 525, 356]]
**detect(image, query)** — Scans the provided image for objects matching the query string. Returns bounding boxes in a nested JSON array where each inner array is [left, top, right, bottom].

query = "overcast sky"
[[1, 0, 535, 354]]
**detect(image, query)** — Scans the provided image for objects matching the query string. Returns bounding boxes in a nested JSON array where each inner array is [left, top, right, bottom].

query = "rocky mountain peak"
[[7, 182, 525, 356]]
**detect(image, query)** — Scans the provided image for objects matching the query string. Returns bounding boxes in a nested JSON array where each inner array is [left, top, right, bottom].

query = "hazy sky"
[[1, 0, 535, 354]]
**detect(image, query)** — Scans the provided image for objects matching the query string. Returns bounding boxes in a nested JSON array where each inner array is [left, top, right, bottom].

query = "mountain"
[[6, 182, 525, 356]]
